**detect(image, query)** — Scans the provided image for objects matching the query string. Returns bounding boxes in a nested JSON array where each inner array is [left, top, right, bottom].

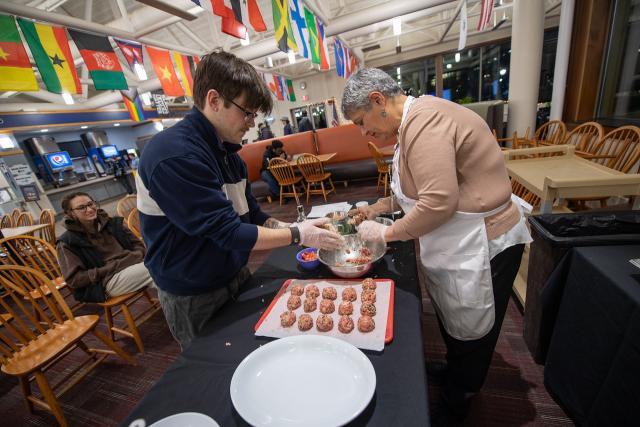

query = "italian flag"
[[0, 15, 38, 92]]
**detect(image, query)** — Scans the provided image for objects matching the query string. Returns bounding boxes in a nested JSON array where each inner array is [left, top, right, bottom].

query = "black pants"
[[434, 244, 525, 410]]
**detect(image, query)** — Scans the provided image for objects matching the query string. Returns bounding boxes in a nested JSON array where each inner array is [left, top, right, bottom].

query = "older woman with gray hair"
[[344, 68, 531, 424]]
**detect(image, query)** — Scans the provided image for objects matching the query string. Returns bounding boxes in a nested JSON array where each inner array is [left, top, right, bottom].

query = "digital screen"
[[100, 145, 119, 158], [45, 151, 73, 171], [57, 140, 86, 158]]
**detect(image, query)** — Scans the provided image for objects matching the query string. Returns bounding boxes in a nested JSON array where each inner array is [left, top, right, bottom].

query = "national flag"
[[230, 0, 267, 32], [272, 0, 297, 53], [0, 15, 38, 91], [316, 17, 330, 70], [194, 0, 247, 39], [304, 7, 319, 64], [344, 45, 351, 78], [114, 38, 143, 70], [477, 0, 493, 31], [68, 29, 127, 90], [286, 78, 296, 102], [334, 38, 344, 78], [188, 55, 198, 79], [121, 87, 145, 122], [17, 18, 81, 94], [172, 52, 194, 97], [146, 46, 185, 97], [263, 72, 283, 100], [331, 101, 339, 127], [289, 0, 309, 59], [459, 0, 467, 50], [349, 50, 358, 75], [277, 75, 287, 101]]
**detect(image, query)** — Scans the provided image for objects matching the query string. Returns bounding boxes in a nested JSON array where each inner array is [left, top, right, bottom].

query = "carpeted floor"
[[1, 179, 573, 426]]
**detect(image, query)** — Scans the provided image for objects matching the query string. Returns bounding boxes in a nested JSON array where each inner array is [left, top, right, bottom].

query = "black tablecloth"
[[121, 240, 429, 427], [544, 245, 640, 426]]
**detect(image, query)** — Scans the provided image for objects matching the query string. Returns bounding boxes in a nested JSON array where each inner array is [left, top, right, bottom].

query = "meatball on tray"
[[254, 278, 394, 352]]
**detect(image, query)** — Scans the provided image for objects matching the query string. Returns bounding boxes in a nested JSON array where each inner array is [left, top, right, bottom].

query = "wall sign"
[[19, 184, 40, 202]]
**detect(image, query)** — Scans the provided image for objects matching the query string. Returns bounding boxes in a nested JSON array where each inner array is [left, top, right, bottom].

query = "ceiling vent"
[[362, 44, 381, 53]]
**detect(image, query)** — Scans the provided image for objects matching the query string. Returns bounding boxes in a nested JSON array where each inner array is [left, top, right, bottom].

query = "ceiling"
[[0, 0, 563, 113]]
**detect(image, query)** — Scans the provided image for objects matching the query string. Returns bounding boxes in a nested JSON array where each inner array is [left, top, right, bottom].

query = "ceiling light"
[[265, 56, 274, 68], [41, 129, 49, 132], [396, 67, 401, 74], [61, 93, 74, 105], [134, 63, 148, 81], [446, 63, 452, 69], [240, 33, 250, 46], [154, 122, 164, 131], [114, 123, 121, 127], [500, 68, 507, 75], [392, 17, 401, 36], [81, 125, 88, 129], [0, 134, 15, 149], [455, 53, 460, 63], [288, 50, 296, 64]]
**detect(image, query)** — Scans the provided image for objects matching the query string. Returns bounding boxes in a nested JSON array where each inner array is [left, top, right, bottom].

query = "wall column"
[[550, 0, 575, 120]]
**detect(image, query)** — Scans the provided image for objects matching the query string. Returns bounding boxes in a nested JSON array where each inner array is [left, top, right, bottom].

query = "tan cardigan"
[[382, 96, 520, 241]]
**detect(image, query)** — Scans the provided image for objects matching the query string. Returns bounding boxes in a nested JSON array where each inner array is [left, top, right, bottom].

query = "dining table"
[[121, 238, 430, 427], [288, 152, 336, 167], [0, 223, 48, 239]]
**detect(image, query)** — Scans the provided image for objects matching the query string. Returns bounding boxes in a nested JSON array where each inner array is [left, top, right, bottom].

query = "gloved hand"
[[297, 218, 345, 250], [349, 205, 379, 221], [357, 220, 388, 243]]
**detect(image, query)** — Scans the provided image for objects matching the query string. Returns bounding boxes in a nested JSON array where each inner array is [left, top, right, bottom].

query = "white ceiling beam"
[[176, 22, 212, 51], [134, 6, 204, 37], [39, 0, 71, 12], [438, 0, 464, 42]]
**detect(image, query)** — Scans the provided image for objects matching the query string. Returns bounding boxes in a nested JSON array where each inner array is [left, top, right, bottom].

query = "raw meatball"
[[342, 287, 357, 302], [358, 315, 375, 333], [303, 298, 317, 312], [338, 315, 354, 334], [298, 314, 313, 331], [362, 278, 376, 291], [316, 314, 334, 332], [338, 301, 353, 315], [290, 284, 305, 296], [305, 284, 320, 298], [319, 299, 335, 314], [360, 302, 376, 317], [280, 311, 296, 327], [361, 290, 376, 304], [287, 295, 301, 310], [322, 286, 337, 300]]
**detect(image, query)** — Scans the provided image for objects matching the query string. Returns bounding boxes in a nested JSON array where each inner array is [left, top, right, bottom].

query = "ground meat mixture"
[[361, 278, 377, 291], [298, 314, 313, 331], [338, 315, 354, 334], [338, 301, 353, 315], [303, 298, 317, 312], [320, 299, 335, 314], [287, 295, 301, 310], [361, 290, 376, 304], [322, 286, 337, 300], [358, 315, 375, 333], [290, 284, 305, 296], [360, 302, 376, 316], [280, 310, 296, 327], [305, 284, 320, 298], [316, 314, 334, 332], [342, 287, 357, 302]]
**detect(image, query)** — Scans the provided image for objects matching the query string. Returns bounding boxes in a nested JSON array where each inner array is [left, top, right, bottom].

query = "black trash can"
[[524, 211, 640, 364]]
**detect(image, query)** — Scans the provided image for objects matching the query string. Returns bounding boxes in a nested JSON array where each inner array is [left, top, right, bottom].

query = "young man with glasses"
[[56, 192, 154, 303], [135, 51, 343, 350]]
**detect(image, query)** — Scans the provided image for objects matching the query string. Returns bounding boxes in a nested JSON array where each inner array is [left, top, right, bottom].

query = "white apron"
[[391, 96, 529, 341]]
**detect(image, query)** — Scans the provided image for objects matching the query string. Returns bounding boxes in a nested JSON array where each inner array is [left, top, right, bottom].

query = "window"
[[381, 58, 436, 97], [443, 48, 480, 104], [481, 43, 510, 101]]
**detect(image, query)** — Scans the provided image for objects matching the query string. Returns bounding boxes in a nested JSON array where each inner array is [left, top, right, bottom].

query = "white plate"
[[147, 412, 219, 427], [230, 335, 376, 427]]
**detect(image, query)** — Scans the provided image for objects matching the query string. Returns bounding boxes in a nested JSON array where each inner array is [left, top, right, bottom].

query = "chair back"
[[0, 235, 62, 281], [296, 153, 326, 181], [116, 194, 137, 219], [16, 212, 33, 227], [10, 208, 20, 225], [38, 209, 56, 245], [127, 208, 142, 240], [564, 122, 604, 152], [368, 142, 390, 173], [591, 126, 640, 172], [0, 215, 12, 229], [0, 265, 74, 363], [268, 158, 298, 185], [534, 120, 567, 145]]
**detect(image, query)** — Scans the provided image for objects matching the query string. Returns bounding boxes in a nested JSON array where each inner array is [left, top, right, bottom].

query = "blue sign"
[[45, 151, 73, 171], [100, 145, 119, 158]]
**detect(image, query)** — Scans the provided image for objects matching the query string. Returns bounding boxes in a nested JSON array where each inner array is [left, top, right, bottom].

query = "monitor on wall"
[[99, 145, 119, 158], [57, 140, 87, 158], [45, 151, 73, 172]]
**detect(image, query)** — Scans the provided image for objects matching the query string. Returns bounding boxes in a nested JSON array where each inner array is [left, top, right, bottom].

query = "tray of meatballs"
[[254, 277, 394, 352]]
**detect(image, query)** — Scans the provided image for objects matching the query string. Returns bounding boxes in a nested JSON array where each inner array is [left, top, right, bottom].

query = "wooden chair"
[[10, 208, 21, 225], [493, 127, 531, 148], [16, 212, 34, 227], [268, 158, 305, 205], [563, 122, 604, 153], [534, 120, 567, 146], [368, 142, 391, 196], [1, 214, 13, 229], [0, 265, 135, 427], [38, 209, 56, 246], [296, 153, 336, 203], [127, 207, 142, 240], [116, 194, 137, 219]]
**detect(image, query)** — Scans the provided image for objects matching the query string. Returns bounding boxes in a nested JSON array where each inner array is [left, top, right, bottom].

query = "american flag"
[[331, 101, 340, 127], [477, 0, 494, 31]]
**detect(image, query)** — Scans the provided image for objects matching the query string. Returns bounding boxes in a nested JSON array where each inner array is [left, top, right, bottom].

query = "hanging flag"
[[477, 0, 493, 31], [277, 75, 287, 101], [272, 0, 297, 54], [0, 15, 38, 91], [316, 17, 330, 70], [349, 49, 358, 74], [458, 0, 468, 50], [188, 55, 198, 79], [114, 38, 143, 71], [344, 45, 351, 78], [194, 0, 247, 39], [146, 46, 185, 97], [304, 7, 319, 64], [17, 18, 81, 94], [172, 52, 194, 97], [262, 72, 279, 99], [68, 29, 128, 90], [121, 87, 145, 122], [230, 0, 267, 32], [286, 79, 296, 102], [330, 101, 339, 127], [289, 0, 309, 59], [334, 38, 344, 78]]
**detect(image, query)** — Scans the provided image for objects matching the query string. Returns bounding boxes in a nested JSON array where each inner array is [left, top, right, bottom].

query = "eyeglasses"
[[71, 201, 99, 212], [224, 97, 258, 122]]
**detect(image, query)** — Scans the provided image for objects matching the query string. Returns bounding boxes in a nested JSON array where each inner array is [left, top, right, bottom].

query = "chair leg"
[[33, 371, 68, 427], [91, 328, 137, 365], [329, 178, 336, 194], [306, 182, 311, 203], [384, 173, 389, 196], [320, 181, 327, 202], [377, 172, 381, 191], [19, 376, 34, 413], [292, 184, 300, 205], [121, 304, 145, 353], [266, 195, 272, 204], [279, 186, 283, 206], [103, 306, 115, 342]]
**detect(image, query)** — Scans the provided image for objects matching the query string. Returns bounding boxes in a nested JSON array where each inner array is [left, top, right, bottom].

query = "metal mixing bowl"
[[318, 234, 386, 278]]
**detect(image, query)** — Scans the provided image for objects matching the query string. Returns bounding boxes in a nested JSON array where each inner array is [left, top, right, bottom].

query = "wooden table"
[[288, 152, 336, 166], [0, 224, 48, 238], [503, 145, 640, 214]]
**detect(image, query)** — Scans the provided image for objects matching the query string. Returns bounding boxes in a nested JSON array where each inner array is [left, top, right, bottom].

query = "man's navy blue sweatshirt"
[[136, 107, 270, 295]]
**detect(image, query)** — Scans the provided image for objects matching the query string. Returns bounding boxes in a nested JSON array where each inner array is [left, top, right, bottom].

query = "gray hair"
[[341, 68, 403, 117]]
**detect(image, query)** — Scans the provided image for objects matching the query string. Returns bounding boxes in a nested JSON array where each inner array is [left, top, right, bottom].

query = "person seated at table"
[[135, 51, 343, 350], [343, 68, 532, 425], [260, 140, 288, 198], [56, 192, 154, 303]]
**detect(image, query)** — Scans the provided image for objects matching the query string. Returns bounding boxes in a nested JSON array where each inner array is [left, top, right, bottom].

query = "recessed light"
[[81, 125, 88, 129], [114, 123, 121, 127], [40, 129, 49, 132]]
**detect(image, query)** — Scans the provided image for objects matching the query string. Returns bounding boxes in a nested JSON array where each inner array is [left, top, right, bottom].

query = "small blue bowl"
[[296, 247, 320, 270]]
